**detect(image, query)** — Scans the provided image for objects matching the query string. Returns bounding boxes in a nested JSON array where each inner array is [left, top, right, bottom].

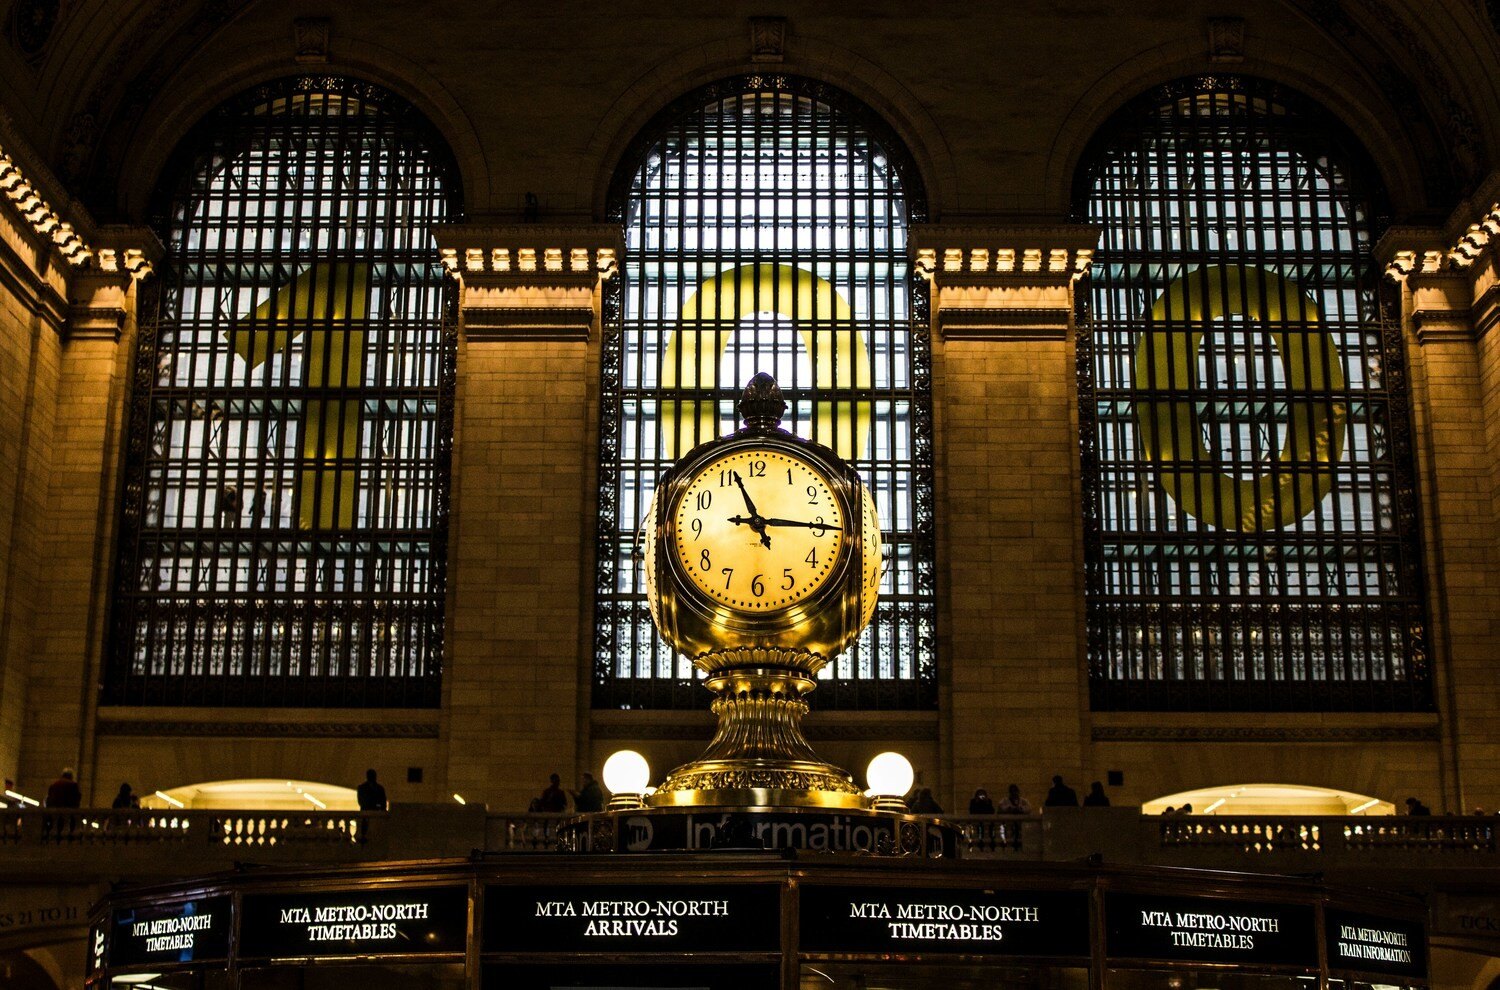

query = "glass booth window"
[[108, 77, 458, 707], [594, 76, 936, 710], [1076, 76, 1429, 711]]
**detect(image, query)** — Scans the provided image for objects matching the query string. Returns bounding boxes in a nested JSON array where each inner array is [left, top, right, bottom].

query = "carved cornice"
[[96, 720, 440, 739], [0, 144, 91, 266], [1378, 186, 1500, 343], [911, 223, 1099, 287], [1092, 725, 1439, 743], [433, 223, 621, 282]]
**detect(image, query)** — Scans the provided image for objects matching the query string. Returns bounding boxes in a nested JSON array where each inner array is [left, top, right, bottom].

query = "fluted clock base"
[[648, 663, 868, 810]]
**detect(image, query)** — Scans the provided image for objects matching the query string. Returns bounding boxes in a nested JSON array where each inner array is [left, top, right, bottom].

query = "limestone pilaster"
[[912, 222, 1098, 809], [1378, 188, 1500, 813], [432, 223, 621, 809]]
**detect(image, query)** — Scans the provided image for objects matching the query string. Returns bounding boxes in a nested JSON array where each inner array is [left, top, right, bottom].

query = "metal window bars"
[[1075, 76, 1430, 710], [108, 77, 459, 707], [594, 76, 936, 710]]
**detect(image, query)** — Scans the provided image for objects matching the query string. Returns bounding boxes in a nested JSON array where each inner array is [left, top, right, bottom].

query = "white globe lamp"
[[865, 751, 915, 812], [602, 750, 652, 810]]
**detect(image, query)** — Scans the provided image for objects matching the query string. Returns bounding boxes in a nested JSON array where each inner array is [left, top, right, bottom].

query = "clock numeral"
[[718, 471, 730, 487], [806, 485, 819, 505], [786, 468, 793, 485], [721, 567, 734, 590], [804, 547, 818, 566], [696, 490, 712, 510], [748, 460, 766, 478], [782, 568, 795, 590], [751, 574, 765, 597], [812, 515, 827, 536], [690, 518, 702, 539], [699, 549, 711, 571]]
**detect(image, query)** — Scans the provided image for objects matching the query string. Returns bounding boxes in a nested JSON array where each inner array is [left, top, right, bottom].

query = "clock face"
[[672, 448, 846, 612]]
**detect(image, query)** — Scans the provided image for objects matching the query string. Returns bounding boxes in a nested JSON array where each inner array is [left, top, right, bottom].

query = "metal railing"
[[0, 809, 367, 847], [1158, 815, 1497, 854]]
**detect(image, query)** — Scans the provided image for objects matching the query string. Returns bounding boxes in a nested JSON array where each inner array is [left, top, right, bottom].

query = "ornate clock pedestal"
[[648, 657, 864, 809]]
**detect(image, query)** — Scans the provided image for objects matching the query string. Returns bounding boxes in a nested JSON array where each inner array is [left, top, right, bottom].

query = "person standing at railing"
[[357, 770, 388, 811], [1044, 775, 1079, 807], [1083, 781, 1110, 807], [535, 773, 568, 813], [969, 789, 995, 814], [45, 768, 81, 808], [1405, 796, 1432, 815], [111, 783, 139, 809], [995, 784, 1032, 815]]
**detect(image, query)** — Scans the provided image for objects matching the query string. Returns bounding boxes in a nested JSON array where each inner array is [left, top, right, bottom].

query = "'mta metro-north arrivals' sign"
[[108, 896, 232, 967], [483, 884, 782, 953], [799, 885, 1090, 957], [1325, 908, 1427, 978], [239, 886, 468, 959], [1106, 893, 1318, 967]]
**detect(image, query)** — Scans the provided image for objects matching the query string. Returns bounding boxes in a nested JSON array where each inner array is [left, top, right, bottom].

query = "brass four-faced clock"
[[641, 373, 881, 808]]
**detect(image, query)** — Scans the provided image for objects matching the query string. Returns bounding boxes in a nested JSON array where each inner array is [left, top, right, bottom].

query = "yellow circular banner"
[[1132, 265, 1347, 532], [661, 263, 872, 460]]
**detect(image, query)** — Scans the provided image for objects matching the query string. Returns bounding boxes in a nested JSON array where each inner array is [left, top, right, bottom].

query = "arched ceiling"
[[1, 0, 1496, 221]]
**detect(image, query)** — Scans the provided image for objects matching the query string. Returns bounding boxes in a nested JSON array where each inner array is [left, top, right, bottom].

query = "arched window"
[[108, 77, 459, 707], [1076, 76, 1429, 710], [594, 76, 935, 710]]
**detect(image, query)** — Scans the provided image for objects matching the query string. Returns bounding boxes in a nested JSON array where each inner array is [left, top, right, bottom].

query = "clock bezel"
[[655, 430, 864, 639]]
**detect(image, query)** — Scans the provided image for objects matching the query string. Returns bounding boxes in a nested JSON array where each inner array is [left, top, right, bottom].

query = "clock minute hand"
[[760, 517, 845, 533]]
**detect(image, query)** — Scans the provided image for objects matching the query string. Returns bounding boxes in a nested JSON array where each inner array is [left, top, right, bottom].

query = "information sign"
[[1106, 892, 1318, 967], [1325, 908, 1427, 978], [108, 896, 232, 967], [240, 885, 468, 958], [484, 884, 781, 953]]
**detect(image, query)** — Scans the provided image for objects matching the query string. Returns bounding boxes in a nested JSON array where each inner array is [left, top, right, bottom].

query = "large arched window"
[[1077, 77, 1429, 710], [594, 76, 935, 710], [108, 77, 459, 707]]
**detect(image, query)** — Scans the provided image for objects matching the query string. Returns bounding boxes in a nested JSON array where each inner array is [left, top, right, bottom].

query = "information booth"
[[86, 856, 1427, 990]]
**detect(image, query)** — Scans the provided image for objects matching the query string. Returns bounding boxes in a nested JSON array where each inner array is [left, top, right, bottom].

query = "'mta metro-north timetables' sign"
[[1326, 909, 1427, 978], [108, 896, 233, 967], [1106, 893, 1318, 966], [799, 885, 1090, 957], [239, 886, 468, 959], [484, 884, 782, 953]]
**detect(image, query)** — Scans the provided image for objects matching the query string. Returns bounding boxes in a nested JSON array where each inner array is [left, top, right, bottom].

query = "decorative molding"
[[0, 221, 68, 331], [434, 223, 621, 343], [0, 144, 91, 266], [911, 224, 1098, 286], [591, 718, 938, 742], [749, 17, 786, 63], [463, 306, 595, 342], [293, 17, 330, 63], [96, 720, 440, 739], [1092, 725, 1439, 743], [1207, 17, 1246, 62], [939, 307, 1071, 342]]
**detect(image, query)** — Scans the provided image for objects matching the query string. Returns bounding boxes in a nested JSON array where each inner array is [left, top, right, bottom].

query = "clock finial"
[[738, 372, 786, 430]]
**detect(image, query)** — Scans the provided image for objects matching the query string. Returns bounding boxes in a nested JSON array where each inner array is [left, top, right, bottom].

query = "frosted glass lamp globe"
[[865, 751, 914, 799], [602, 750, 652, 795]]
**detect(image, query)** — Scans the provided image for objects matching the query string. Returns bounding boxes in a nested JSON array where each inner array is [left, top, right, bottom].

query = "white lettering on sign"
[[1336, 924, 1414, 964], [532, 898, 731, 937], [130, 912, 214, 953], [1139, 908, 1281, 951], [277, 902, 432, 943], [843, 900, 1043, 942]]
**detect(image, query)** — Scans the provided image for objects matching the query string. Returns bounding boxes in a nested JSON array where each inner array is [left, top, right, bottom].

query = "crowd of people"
[[959, 777, 1111, 815]]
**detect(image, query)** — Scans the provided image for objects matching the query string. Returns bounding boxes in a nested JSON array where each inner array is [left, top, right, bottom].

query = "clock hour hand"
[[726, 513, 773, 549], [729, 472, 772, 548], [760, 517, 844, 533]]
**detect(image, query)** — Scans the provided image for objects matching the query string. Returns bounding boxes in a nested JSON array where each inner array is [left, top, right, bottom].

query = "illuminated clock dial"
[[672, 448, 845, 612]]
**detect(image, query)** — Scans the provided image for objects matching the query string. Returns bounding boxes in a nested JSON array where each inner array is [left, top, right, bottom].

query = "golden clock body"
[[642, 433, 881, 673]]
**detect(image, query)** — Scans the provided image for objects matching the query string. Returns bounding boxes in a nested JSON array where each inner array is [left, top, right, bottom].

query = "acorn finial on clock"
[[737, 371, 786, 430]]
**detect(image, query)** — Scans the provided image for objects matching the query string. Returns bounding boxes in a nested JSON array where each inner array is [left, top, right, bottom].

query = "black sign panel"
[[1326, 909, 1427, 978], [800, 885, 1090, 957], [1106, 893, 1318, 967], [484, 884, 781, 953], [240, 886, 468, 958], [108, 896, 232, 967], [483, 963, 782, 989]]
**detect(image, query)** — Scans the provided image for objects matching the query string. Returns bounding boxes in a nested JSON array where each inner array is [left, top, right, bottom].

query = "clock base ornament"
[[649, 658, 864, 808]]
